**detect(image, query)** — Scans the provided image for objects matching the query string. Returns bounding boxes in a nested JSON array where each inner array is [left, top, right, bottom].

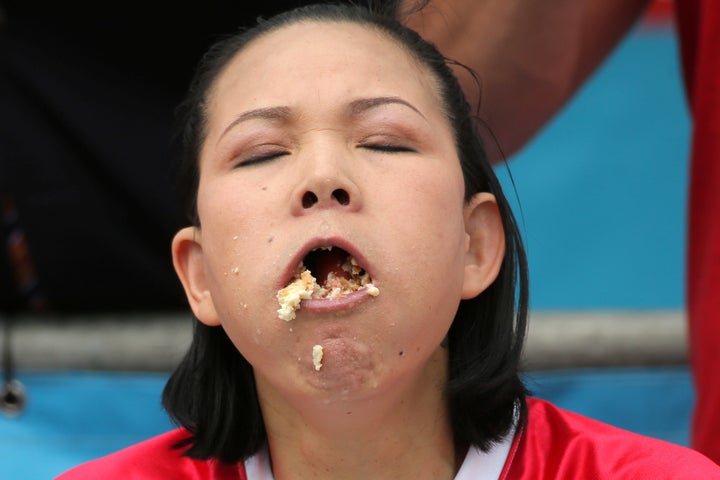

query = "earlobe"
[[171, 226, 220, 326], [461, 192, 506, 299]]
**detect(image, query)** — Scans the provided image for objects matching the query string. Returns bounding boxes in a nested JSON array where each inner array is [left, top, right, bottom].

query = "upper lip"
[[276, 236, 374, 290]]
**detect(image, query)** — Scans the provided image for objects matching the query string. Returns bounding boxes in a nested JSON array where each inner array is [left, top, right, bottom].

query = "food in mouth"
[[312, 344, 324, 371], [276, 246, 379, 321]]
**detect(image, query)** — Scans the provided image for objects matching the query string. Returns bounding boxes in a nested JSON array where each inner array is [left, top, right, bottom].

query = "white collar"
[[244, 443, 274, 479], [454, 424, 515, 480]]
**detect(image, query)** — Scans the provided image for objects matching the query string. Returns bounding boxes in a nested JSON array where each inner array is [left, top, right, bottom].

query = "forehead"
[[205, 20, 445, 126]]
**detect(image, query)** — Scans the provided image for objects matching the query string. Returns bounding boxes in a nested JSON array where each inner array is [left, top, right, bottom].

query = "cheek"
[[197, 211, 280, 330], [387, 171, 466, 258], [377, 169, 467, 328], [198, 180, 274, 268]]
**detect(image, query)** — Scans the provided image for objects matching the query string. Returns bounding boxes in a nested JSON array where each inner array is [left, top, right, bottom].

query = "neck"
[[257, 348, 460, 480]]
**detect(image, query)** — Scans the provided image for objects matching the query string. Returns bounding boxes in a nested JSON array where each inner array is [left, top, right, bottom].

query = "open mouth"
[[276, 246, 379, 321]]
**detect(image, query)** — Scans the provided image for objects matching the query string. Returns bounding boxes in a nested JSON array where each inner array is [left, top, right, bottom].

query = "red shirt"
[[56, 398, 720, 479], [500, 399, 719, 478]]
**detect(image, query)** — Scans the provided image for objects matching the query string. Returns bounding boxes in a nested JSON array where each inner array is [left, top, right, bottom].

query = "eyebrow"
[[348, 96, 426, 119], [217, 96, 425, 143], [218, 106, 292, 143]]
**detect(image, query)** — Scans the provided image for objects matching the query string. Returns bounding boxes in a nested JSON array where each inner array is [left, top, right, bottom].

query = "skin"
[[402, 0, 651, 160], [172, 21, 505, 480]]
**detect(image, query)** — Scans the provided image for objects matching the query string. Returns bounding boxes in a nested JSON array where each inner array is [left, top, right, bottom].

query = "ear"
[[461, 192, 506, 299], [171, 226, 220, 326]]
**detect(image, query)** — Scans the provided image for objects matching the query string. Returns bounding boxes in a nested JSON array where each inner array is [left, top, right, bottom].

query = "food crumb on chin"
[[312, 344, 324, 371]]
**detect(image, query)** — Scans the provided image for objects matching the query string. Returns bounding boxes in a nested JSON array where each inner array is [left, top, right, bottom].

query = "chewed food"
[[276, 246, 379, 320], [276, 269, 317, 321]]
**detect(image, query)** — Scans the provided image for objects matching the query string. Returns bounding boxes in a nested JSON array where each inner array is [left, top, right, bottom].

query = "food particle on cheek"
[[312, 344, 324, 371], [276, 269, 318, 321]]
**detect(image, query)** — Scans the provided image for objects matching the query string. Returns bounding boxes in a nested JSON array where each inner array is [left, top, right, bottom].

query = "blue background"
[[496, 24, 689, 309]]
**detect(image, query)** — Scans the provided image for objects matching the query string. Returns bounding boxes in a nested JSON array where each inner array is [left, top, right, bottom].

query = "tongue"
[[305, 249, 351, 284]]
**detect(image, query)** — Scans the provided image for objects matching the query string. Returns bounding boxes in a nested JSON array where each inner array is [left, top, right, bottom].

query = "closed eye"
[[236, 150, 289, 168], [360, 143, 415, 153]]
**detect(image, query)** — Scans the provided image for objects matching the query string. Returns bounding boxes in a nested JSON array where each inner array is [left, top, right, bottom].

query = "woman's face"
[[178, 21, 479, 407]]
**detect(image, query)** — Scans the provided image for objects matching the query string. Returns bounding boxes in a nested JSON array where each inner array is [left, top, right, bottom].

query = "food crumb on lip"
[[276, 270, 316, 321], [312, 344, 323, 371]]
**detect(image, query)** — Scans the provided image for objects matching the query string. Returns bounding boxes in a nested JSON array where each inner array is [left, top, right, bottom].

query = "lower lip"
[[299, 287, 377, 314]]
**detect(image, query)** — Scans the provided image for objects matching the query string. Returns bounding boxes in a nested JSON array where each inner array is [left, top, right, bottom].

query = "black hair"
[[163, 0, 529, 464]]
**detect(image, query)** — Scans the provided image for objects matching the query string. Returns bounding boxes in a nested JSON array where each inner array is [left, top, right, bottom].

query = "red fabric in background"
[[674, 0, 720, 465], [645, 0, 675, 23]]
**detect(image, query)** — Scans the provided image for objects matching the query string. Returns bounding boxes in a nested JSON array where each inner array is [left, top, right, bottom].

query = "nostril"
[[302, 191, 318, 209], [332, 189, 350, 206]]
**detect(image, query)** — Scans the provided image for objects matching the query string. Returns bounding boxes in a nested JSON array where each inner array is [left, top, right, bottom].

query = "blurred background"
[[1, 1, 694, 477]]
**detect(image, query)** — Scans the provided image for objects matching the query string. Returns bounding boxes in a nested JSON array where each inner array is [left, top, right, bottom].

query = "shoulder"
[[55, 429, 244, 480], [503, 398, 720, 479]]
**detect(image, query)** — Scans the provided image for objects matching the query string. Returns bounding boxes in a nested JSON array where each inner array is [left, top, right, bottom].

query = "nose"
[[292, 177, 361, 215], [301, 188, 350, 209], [290, 149, 362, 215]]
